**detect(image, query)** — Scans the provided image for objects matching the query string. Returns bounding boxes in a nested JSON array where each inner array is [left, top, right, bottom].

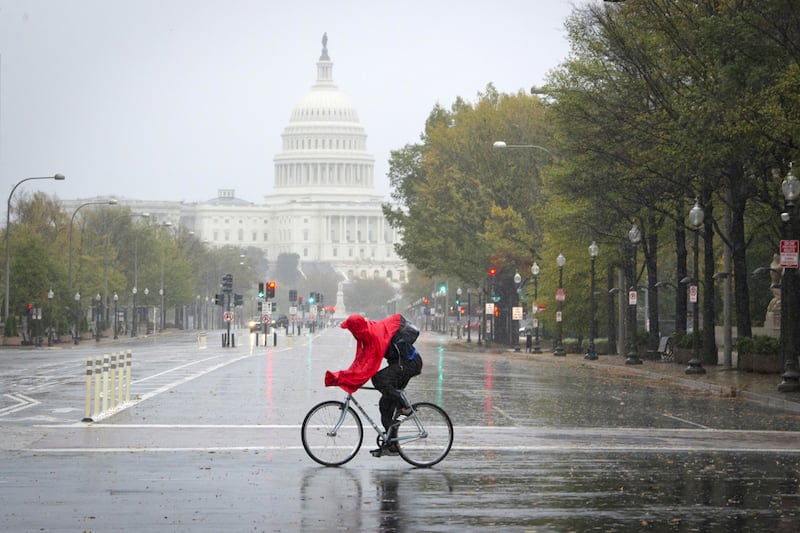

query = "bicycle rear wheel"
[[301, 401, 363, 466], [395, 402, 453, 467]]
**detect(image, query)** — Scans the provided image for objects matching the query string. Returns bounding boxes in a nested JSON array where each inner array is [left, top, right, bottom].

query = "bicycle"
[[301, 387, 453, 468]]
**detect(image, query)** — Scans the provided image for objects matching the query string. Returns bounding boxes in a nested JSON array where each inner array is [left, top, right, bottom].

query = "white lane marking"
[[132, 354, 232, 384], [23, 444, 800, 454], [662, 413, 711, 429], [0, 393, 40, 416], [130, 354, 255, 405]]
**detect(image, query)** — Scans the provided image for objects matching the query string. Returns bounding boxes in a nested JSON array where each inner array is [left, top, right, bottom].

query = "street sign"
[[223, 311, 234, 322], [555, 288, 566, 302], [261, 314, 270, 323], [628, 290, 638, 305], [512, 306, 523, 320], [689, 285, 698, 304], [780, 239, 799, 268], [485, 303, 495, 314], [556, 311, 562, 322]]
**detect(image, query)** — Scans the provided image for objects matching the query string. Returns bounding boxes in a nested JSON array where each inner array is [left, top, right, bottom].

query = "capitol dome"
[[272, 33, 378, 199]]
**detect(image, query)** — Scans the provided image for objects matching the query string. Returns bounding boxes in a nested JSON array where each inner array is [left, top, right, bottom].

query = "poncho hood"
[[324, 314, 403, 393]]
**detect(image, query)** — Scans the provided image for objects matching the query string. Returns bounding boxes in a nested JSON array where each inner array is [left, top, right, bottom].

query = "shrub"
[[755, 335, 779, 356], [736, 336, 755, 356], [673, 330, 712, 350], [737, 335, 780, 356], [4, 316, 18, 337]]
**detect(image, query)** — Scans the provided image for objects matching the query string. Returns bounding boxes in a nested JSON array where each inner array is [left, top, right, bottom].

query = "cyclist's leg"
[[372, 363, 404, 431]]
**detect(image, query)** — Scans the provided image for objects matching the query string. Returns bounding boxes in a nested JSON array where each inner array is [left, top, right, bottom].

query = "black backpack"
[[385, 316, 419, 362]]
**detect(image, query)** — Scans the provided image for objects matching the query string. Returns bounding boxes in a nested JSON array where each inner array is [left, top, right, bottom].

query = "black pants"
[[371, 355, 423, 431]]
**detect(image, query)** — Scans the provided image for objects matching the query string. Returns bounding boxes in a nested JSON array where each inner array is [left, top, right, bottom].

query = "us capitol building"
[[64, 34, 407, 287]]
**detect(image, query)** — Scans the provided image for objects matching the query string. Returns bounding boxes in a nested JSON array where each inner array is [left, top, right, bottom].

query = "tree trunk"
[[702, 200, 718, 365], [607, 266, 617, 355], [645, 215, 660, 354], [675, 214, 688, 336], [730, 183, 752, 338]]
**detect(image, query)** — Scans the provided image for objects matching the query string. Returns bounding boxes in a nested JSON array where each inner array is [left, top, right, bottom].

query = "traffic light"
[[214, 294, 222, 306], [234, 293, 243, 306], [289, 289, 297, 302], [258, 283, 265, 298], [222, 273, 233, 293], [257, 301, 263, 312], [318, 293, 324, 305], [308, 292, 316, 305], [267, 281, 276, 298], [488, 267, 497, 277]]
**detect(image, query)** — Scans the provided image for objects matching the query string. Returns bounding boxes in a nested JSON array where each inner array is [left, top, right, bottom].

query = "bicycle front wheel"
[[301, 401, 363, 466], [396, 402, 453, 467]]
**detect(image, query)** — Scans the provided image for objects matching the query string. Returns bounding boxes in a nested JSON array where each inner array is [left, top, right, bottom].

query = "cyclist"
[[325, 313, 423, 456]]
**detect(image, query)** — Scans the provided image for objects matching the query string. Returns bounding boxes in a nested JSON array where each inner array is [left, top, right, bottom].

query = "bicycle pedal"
[[370, 448, 383, 458]]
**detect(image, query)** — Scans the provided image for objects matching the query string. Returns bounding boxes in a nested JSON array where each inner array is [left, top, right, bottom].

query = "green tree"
[[384, 87, 552, 345], [344, 277, 397, 320]]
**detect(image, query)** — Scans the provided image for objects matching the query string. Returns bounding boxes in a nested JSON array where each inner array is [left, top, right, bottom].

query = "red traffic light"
[[488, 267, 497, 277]]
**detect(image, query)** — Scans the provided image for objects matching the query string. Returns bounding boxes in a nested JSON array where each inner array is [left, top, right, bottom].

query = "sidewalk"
[[428, 332, 800, 414], [573, 351, 800, 414]]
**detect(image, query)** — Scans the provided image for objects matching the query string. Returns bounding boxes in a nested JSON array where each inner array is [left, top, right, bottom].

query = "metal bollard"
[[82, 357, 93, 422], [125, 350, 132, 404], [117, 351, 125, 406], [92, 355, 102, 418], [81, 351, 133, 422], [109, 353, 118, 411], [102, 355, 110, 413]]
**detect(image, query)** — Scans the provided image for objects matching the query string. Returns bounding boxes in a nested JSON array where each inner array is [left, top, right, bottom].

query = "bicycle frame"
[[329, 387, 427, 446]]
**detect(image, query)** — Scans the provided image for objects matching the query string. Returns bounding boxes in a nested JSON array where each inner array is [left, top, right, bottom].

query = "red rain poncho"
[[324, 313, 402, 393]]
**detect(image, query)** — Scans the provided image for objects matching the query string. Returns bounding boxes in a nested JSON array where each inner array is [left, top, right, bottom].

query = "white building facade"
[[65, 35, 407, 285]]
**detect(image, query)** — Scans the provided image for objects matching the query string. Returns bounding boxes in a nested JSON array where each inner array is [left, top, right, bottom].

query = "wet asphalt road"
[[1, 327, 799, 532]]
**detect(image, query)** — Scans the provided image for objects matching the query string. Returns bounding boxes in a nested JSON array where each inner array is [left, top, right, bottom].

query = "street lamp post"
[[67, 199, 118, 299], [531, 262, 542, 353], [113, 293, 119, 339], [144, 288, 150, 334], [554, 253, 566, 356], [95, 293, 101, 342], [73, 292, 81, 344], [514, 271, 522, 352], [456, 287, 462, 339], [47, 289, 54, 346], [685, 199, 706, 374], [131, 287, 138, 337], [626, 224, 643, 365], [466, 290, 472, 343], [585, 241, 600, 360], [160, 221, 172, 332], [4, 174, 65, 321], [778, 167, 800, 392]]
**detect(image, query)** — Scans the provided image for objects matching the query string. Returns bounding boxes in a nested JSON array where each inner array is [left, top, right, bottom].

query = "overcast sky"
[[1, 0, 588, 205]]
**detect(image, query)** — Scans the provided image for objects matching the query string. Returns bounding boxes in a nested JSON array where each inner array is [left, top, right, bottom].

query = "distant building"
[[63, 34, 406, 286]]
